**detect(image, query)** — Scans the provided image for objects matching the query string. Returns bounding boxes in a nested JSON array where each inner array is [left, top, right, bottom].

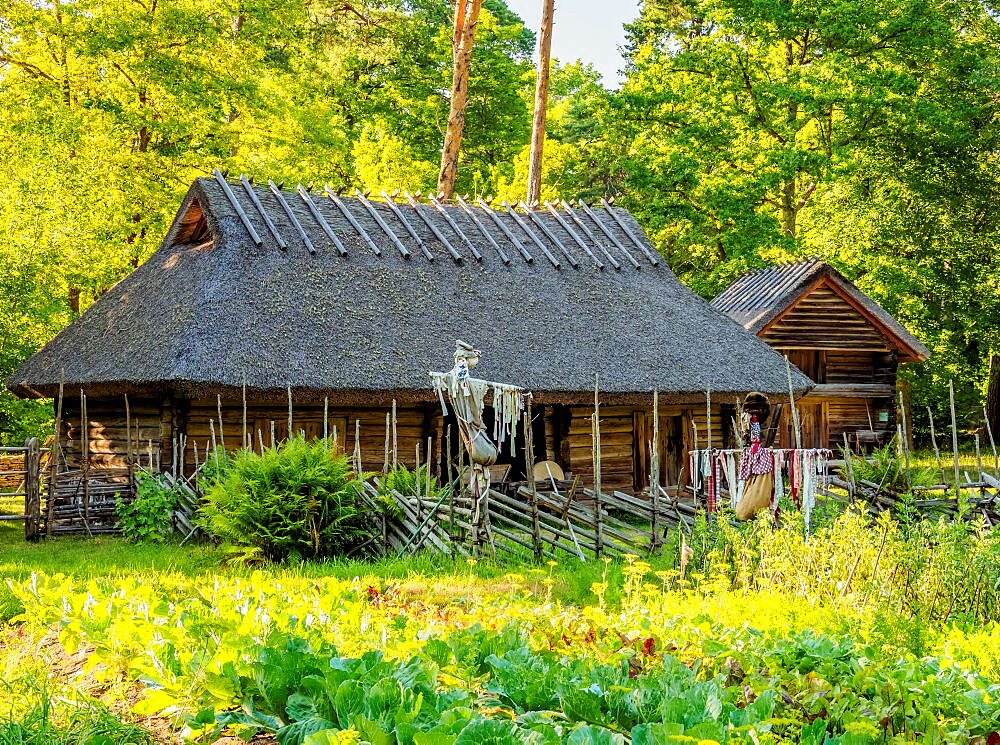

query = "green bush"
[[378, 463, 449, 503], [841, 440, 938, 491], [115, 473, 180, 543], [197, 437, 380, 562]]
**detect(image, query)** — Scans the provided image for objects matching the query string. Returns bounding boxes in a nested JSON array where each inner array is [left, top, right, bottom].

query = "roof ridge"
[[197, 172, 661, 273]]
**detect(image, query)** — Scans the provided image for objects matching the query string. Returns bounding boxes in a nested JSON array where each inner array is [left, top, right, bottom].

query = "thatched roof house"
[[10, 172, 810, 499], [713, 259, 929, 450]]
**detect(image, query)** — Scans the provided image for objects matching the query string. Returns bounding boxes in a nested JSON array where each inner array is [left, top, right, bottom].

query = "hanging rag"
[[772, 449, 785, 511]]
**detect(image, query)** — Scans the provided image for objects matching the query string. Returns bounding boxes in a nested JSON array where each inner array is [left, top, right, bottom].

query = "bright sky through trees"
[[504, 0, 639, 85]]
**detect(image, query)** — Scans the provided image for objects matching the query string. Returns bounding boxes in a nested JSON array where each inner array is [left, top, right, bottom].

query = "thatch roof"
[[712, 259, 930, 363], [9, 173, 812, 404]]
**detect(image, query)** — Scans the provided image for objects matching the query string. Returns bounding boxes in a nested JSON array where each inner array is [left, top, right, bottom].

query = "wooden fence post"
[[524, 408, 543, 562], [650, 389, 660, 552], [24, 438, 40, 542], [949, 380, 960, 493], [47, 373, 65, 538], [898, 390, 911, 489], [81, 389, 92, 536], [592, 374, 603, 558]]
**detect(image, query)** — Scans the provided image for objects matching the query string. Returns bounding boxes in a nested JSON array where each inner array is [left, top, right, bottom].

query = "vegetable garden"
[[2, 499, 999, 744]]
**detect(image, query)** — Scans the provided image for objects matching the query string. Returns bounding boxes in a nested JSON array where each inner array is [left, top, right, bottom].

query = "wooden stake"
[[392, 399, 398, 469], [270, 420, 276, 449], [354, 420, 362, 473], [23, 438, 40, 542], [242, 375, 248, 450], [975, 433, 983, 486], [324, 396, 329, 440], [785, 355, 802, 450], [209, 419, 219, 470], [650, 389, 660, 552], [706, 387, 712, 452], [527, 0, 555, 205], [691, 419, 700, 503], [415, 442, 422, 523], [592, 374, 603, 558], [524, 408, 543, 562], [216, 394, 226, 452], [928, 406, 945, 484], [384, 412, 391, 473], [426, 435, 433, 501], [287, 385, 293, 441], [949, 380, 960, 493], [47, 371, 65, 538], [437, 0, 483, 199], [984, 405, 999, 477], [898, 390, 911, 489], [258, 429, 265, 455], [81, 389, 91, 535], [842, 433, 855, 501]]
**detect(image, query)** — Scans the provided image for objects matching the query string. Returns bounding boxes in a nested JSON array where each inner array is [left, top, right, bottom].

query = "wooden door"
[[780, 402, 827, 449]]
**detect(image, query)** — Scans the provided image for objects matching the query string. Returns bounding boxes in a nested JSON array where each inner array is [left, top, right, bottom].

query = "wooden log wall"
[[565, 405, 635, 493], [181, 399, 434, 475], [60, 397, 162, 470], [563, 404, 731, 495], [0, 454, 26, 491]]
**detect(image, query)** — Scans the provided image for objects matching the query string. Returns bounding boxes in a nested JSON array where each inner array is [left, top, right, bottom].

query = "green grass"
[[0, 493, 22, 517], [0, 517, 646, 620], [0, 683, 152, 745]]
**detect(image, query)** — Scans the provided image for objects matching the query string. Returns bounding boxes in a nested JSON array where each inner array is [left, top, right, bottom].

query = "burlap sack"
[[735, 472, 774, 521]]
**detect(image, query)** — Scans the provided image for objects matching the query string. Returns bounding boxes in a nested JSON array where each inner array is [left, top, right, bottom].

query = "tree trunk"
[[987, 355, 1000, 438], [437, 0, 483, 200], [527, 0, 555, 206]]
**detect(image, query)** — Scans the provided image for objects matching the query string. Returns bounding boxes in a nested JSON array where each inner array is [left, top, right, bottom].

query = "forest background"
[[1, 0, 999, 444]]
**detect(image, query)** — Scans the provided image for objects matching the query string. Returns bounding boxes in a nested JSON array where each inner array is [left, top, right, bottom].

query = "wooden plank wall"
[[762, 284, 892, 351]]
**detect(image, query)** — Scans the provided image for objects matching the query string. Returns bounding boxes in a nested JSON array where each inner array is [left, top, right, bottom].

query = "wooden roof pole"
[[438, 0, 483, 200], [527, 0, 555, 206]]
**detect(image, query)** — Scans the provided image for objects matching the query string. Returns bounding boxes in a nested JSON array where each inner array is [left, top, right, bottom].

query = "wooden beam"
[[802, 383, 896, 400], [526, 0, 555, 206]]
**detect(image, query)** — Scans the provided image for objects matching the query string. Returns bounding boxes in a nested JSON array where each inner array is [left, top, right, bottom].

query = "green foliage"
[[0, 0, 533, 445], [197, 436, 379, 562], [840, 442, 938, 492], [115, 472, 180, 544], [9, 568, 1000, 745]]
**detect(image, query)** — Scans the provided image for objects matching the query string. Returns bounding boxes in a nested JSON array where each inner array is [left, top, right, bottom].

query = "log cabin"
[[712, 259, 930, 451], [8, 173, 811, 507]]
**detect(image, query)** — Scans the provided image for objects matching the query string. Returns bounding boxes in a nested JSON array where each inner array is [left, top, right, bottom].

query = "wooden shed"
[[8, 173, 810, 527], [712, 259, 930, 451]]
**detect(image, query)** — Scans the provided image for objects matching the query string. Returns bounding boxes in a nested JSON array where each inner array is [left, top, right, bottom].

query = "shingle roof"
[[8, 173, 813, 403], [711, 259, 930, 362]]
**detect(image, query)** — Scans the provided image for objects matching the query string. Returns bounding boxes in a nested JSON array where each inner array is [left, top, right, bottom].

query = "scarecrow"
[[431, 341, 527, 500], [735, 392, 775, 520]]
